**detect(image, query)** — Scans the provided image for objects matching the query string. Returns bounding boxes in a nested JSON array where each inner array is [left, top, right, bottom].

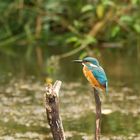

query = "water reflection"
[[64, 112, 140, 139], [102, 112, 140, 135]]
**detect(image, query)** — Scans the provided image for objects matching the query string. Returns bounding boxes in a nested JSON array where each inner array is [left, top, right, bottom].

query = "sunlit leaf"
[[120, 15, 133, 23], [84, 35, 97, 45], [111, 26, 120, 37], [133, 23, 140, 33], [131, 0, 139, 4], [96, 4, 104, 19], [81, 4, 93, 13], [102, 0, 115, 6], [73, 20, 83, 28], [66, 36, 79, 43]]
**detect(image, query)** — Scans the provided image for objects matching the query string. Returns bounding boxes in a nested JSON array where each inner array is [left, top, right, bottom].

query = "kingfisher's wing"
[[88, 65, 108, 88], [92, 67, 108, 94]]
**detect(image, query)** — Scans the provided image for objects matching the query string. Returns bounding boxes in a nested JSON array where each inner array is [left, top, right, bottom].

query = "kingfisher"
[[74, 57, 108, 94]]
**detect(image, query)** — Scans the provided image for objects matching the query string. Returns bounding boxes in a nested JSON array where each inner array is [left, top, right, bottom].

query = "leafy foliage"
[[0, 0, 140, 63]]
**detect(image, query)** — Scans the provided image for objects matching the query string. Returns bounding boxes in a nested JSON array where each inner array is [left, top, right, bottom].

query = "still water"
[[0, 50, 140, 140]]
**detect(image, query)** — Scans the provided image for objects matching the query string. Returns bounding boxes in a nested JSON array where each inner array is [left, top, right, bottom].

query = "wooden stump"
[[45, 80, 65, 140]]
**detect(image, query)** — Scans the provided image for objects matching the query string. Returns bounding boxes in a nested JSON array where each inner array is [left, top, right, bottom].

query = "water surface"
[[0, 50, 140, 139]]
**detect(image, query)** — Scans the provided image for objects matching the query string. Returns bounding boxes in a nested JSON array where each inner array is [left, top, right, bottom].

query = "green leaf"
[[73, 20, 83, 28], [66, 36, 79, 43], [0, 35, 21, 48], [96, 4, 104, 19], [81, 4, 93, 13], [120, 15, 133, 23], [133, 23, 140, 33], [102, 0, 115, 6], [131, 0, 139, 4], [84, 35, 97, 45], [111, 26, 120, 37]]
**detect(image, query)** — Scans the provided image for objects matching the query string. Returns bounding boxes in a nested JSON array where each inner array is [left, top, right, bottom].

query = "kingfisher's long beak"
[[73, 60, 83, 63]]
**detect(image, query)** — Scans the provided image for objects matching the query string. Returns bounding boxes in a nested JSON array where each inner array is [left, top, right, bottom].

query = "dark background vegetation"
[[0, 0, 140, 78]]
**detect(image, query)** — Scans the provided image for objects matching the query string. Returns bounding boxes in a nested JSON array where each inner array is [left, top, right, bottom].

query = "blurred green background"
[[0, 0, 140, 140]]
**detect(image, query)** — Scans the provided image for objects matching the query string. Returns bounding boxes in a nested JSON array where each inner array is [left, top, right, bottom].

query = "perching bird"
[[74, 57, 108, 93]]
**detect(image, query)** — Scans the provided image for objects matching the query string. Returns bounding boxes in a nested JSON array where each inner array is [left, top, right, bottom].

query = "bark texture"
[[45, 80, 65, 140]]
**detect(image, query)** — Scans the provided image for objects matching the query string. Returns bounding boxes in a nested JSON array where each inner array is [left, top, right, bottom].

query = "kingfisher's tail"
[[105, 82, 108, 94]]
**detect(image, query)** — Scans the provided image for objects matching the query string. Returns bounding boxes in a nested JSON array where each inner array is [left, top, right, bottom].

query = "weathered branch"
[[45, 80, 65, 140], [93, 88, 101, 140]]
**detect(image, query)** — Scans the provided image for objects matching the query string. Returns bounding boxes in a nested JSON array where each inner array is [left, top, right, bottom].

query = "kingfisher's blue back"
[[83, 57, 108, 94]]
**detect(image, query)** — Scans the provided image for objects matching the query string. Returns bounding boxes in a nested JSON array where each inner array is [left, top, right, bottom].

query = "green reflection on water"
[[64, 114, 94, 134], [102, 112, 140, 135], [64, 111, 140, 136], [0, 120, 48, 134]]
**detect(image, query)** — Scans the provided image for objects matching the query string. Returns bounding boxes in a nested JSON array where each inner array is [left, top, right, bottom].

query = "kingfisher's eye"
[[83, 61, 91, 65], [83, 60, 88, 63]]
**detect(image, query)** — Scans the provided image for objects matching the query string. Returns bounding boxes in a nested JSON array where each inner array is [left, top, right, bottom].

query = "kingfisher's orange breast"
[[83, 66, 104, 90]]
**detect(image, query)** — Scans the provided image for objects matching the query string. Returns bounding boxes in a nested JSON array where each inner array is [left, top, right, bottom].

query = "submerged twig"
[[45, 80, 65, 140]]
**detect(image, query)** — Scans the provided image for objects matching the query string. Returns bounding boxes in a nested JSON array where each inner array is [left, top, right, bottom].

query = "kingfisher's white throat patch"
[[82, 62, 98, 68], [89, 63, 98, 68]]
